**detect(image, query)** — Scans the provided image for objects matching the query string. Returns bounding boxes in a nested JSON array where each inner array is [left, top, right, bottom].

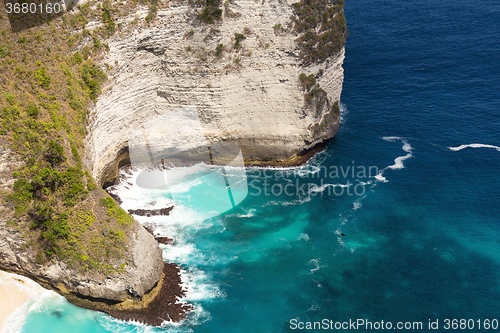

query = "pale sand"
[[0, 271, 30, 332]]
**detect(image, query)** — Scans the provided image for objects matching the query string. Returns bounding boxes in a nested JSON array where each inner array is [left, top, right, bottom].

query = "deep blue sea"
[[9, 0, 500, 332]]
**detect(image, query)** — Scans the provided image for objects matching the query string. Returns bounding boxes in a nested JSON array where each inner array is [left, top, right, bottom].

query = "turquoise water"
[[13, 0, 500, 332]]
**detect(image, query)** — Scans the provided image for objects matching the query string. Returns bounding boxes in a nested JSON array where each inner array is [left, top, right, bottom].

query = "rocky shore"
[[0, 0, 345, 325], [66, 262, 191, 326]]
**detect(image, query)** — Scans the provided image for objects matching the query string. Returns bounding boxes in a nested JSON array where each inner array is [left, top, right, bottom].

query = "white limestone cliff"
[[84, 0, 345, 185]]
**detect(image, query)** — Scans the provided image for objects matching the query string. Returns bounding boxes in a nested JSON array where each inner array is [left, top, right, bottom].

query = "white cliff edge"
[[84, 0, 345, 185]]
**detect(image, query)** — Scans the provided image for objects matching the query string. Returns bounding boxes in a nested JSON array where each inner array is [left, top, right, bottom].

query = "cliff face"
[[0, 219, 163, 302], [0, 1, 170, 313], [0, 0, 345, 321], [84, 0, 345, 185], [0, 146, 164, 302]]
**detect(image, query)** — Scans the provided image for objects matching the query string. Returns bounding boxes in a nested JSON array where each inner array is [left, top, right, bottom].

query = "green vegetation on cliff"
[[299, 72, 339, 137], [0, 0, 149, 274], [292, 0, 347, 63], [197, 0, 223, 24]]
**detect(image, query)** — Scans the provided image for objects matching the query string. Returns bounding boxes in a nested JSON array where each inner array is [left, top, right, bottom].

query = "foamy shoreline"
[[0, 271, 51, 333], [0, 271, 30, 332]]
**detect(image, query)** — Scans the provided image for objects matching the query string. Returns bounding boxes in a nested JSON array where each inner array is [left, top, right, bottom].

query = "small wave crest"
[[448, 143, 500, 152], [375, 173, 388, 182], [382, 136, 403, 142], [375, 136, 413, 182], [339, 102, 348, 123], [309, 183, 352, 193], [388, 152, 412, 170]]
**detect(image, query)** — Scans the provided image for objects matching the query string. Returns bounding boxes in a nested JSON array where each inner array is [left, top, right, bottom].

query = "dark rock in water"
[[143, 225, 155, 235], [128, 207, 174, 217], [106, 190, 123, 205], [143, 224, 175, 245], [51, 311, 63, 318], [155, 236, 175, 245], [341, 233, 346, 236], [116, 165, 133, 183]]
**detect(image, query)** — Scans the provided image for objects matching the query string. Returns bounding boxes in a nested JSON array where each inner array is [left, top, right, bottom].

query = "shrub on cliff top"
[[61, 167, 88, 206], [80, 62, 106, 102], [34, 66, 51, 89], [101, 8, 116, 36], [332, 100, 340, 116], [292, 0, 348, 63], [26, 103, 40, 118], [299, 73, 316, 90], [198, 0, 223, 23], [234, 33, 246, 48], [100, 197, 133, 226], [0, 44, 10, 57], [145, 0, 158, 23], [46, 141, 66, 167], [7, 179, 33, 215], [215, 43, 224, 56]]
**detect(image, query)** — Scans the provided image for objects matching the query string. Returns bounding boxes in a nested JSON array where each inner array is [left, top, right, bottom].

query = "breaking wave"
[[448, 143, 500, 152], [376, 137, 413, 182]]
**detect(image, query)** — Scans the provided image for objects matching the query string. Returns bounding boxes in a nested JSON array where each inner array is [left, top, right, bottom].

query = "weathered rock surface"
[[0, 145, 164, 303], [0, 218, 163, 303], [84, 0, 344, 185], [0, 0, 345, 320]]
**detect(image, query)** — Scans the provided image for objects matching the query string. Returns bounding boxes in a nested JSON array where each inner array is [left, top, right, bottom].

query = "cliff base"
[[65, 263, 191, 326]]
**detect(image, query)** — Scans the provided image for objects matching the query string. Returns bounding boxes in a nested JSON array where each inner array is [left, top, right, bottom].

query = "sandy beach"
[[0, 271, 30, 332]]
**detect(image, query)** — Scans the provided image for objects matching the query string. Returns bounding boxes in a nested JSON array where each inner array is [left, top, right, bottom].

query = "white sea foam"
[[179, 267, 224, 302], [237, 208, 256, 218], [298, 233, 310, 241], [309, 183, 351, 193], [99, 265, 217, 333], [382, 136, 403, 142], [339, 102, 348, 124], [102, 317, 152, 333], [111, 166, 230, 330], [388, 152, 412, 170], [387, 140, 413, 170], [323, 137, 414, 252], [448, 143, 500, 152], [113, 168, 225, 235], [375, 137, 414, 181], [103, 311, 197, 333], [308, 303, 321, 312], [2, 275, 62, 333], [402, 142, 412, 153], [245, 145, 330, 178], [281, 196, 312, 206], [375, 172, 388, 182], [334, 229, 346, 247], [309, 259, 323, 274], [259, 194, 313, 207]]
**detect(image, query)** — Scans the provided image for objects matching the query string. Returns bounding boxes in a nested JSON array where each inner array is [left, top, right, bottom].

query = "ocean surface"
[[6, 0, 500, 332]]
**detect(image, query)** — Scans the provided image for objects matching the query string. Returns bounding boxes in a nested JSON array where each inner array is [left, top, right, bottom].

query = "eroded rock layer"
[[84, 0, 345, 185]]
